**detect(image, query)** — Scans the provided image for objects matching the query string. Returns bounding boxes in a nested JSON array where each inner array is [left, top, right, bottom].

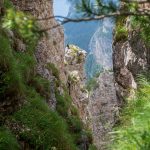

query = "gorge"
[[0, 0, 150, 150]]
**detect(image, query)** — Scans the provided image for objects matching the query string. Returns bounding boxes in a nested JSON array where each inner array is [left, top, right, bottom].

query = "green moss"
[[70, 105, 79, 117], [0, 127, 20, 150], [67, 116, 83, 133], [14, 52, 36, 83]]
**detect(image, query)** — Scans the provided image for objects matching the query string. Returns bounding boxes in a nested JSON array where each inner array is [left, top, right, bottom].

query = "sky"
[[53, 0, 70, 17]]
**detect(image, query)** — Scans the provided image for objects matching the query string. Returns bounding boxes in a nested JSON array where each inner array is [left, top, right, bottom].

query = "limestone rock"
[[88, 72, 119, 149], [113, 25, 150, 101]]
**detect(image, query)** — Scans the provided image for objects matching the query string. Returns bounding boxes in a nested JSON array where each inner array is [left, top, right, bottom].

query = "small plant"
[[29, 75, 51, 99], [115, 16, 128, 42], [47, 63, 60, 80], [86, 78, 99, 92]]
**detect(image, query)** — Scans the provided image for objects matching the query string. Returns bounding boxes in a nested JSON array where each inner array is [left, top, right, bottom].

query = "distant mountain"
[[64, 0, 115, 78]]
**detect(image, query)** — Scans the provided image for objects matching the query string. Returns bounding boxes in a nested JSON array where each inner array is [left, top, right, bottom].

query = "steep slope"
[[0, 0, 94, 149]]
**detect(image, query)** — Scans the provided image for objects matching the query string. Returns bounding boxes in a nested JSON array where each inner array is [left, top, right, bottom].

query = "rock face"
[[113, 23, 150, 102], [8, 0, 89, 123], [10, 0, 66, 110], [65, 45, 89, 123], [11, 0, 65, 74], [88, 72, 119, 149]]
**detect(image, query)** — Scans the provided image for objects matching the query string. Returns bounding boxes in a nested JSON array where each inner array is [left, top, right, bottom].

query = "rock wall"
[[88, 72, 119, 149], [65, 45, 89, 123], [113, 20, 150, 102], [9, 0, 89, 123], [9, 0, 66, 110]]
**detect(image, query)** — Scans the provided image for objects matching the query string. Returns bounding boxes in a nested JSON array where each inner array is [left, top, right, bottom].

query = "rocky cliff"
[[10, 0, 66, 110], [113, 16, 150, 103], [0, 0, 93, 149], [88, 72, 119, 149]]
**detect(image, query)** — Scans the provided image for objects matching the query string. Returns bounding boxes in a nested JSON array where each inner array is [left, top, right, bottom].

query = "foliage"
[[3, 0, 14, 9], [47, 63, 60, 80], [86, 77, 99, 92], [111, 75, 150, 150], [2, 9, 39, 42], [29, 75, 51, 99], [55, 91, 72, 118], [131, 16, 150, 45], [115, 16, 128, 42], [0, 127, 20, 150], [76, 0, 117, 17], [55, 90, 85, 144], [13, 88, 77, 150], [0, 27, 25, 103], [0, 23, 85, 150]]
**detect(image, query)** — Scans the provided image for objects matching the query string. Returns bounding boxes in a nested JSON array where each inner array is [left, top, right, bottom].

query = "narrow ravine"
[[54, 0, 119, 149]]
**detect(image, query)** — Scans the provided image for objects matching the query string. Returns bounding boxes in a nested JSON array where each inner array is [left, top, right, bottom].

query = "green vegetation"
[[13, 88, 77, 150], [0, 3, 94, 149], [0, 127, 20, 150], [86, 77, 99, 92], [55, 90, 93, 147], [111, 76, 150, 150], [2, 8, 39, 42], [89, 144, 97, 150], [29, 75, 51, 99], [3, 0, 14, 9], [55, 90, 72, 118], [115, 16, 128, 42], [131, 16, 150, 45], [47, 63, 60, 80]]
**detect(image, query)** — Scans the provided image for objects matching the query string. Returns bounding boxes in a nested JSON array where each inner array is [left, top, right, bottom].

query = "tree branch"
[[121, 0, 149, 4], [39, 11, 150, 33]]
